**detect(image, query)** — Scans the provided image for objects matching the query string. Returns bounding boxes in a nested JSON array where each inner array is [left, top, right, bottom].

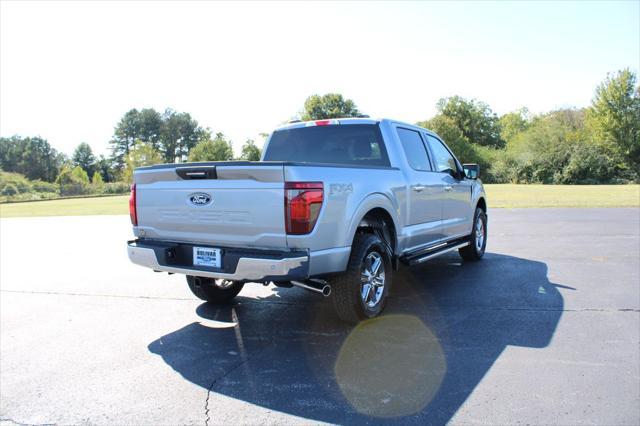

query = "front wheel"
[[186, 276, 244, 304], [332, 233, 393, 324], [459, 207, 487, 261]]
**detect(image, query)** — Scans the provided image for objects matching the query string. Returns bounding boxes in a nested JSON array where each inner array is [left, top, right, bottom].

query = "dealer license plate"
[[193, 247, 222, 268]]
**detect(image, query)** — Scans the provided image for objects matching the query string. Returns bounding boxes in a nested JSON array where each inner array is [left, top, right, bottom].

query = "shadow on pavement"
[[148, 253, 569, 424]]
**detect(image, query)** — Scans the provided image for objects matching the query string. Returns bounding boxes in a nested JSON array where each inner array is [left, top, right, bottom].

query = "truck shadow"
[[148, 253, 569, 424]]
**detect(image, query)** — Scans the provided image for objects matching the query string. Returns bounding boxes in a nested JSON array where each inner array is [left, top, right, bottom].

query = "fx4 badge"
[[329, 183, 353, 196]]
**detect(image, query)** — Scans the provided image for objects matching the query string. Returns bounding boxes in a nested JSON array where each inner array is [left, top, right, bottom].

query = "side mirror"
[[463, 163, 480, 179]]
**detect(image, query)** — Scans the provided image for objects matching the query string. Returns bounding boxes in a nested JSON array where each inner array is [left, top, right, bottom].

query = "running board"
[[401, 238, 470, 266]]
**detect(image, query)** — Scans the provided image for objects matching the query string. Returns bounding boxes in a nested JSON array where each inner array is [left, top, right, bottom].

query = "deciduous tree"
[[0, 136, 62, 182], [586, 68, 640, 179], [110, 108, 205, 167], [419, 115, 494, 180], [301, 93, 361, 120], [71, 165, 90, 185], [240, 139, 261, 161], [436, 96, 504, 148], [160, 109, 206, 162], [188, 133, 234, 162], [123, 142, 163, 182], [499, 108, 530, 144]]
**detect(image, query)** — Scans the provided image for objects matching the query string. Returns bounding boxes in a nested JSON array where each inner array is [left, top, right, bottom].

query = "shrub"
[[0, 171, 32, 193], [103, 182, 131, 194], [489, 151, 520, 183], [560, 142, 618, 184], [91, 172, 104, 186], [499, 110, 585, 184], [31, 180, 58, 193], [71, 166, 90, 185], [1, 183, 19, 196], [56, 165, 92, 195], [60, 183, 88, 196]]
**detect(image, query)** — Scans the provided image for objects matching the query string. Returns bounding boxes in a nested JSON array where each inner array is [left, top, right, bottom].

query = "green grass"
[[485, 184, 640, 208], [0, 195, 129, 218], [0, 185, 638, 218]]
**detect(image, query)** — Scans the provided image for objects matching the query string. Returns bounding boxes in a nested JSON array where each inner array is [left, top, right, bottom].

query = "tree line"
[[0, 109, 262, 200], [417, 68, 639, 184], [299, 72, 638, 184], [0, 68, 638, 200]]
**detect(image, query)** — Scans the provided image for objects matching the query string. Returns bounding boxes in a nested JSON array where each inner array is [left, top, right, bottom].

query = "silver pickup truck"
[[127, 118, 487, 323]]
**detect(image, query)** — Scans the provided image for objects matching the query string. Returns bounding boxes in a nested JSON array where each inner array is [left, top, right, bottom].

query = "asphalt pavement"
[[1, 208, 639, 425]]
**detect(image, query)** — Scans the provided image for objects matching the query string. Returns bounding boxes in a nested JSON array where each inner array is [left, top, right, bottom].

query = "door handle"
[[412, 185, 426, 192], [444, 186, 453, 192]]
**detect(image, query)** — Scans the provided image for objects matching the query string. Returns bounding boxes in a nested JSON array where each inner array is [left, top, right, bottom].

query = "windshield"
[[264, 124, 390, 167]]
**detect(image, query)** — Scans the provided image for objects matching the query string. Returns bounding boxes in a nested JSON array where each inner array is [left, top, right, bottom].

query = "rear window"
[[264, 124, 391, 167]]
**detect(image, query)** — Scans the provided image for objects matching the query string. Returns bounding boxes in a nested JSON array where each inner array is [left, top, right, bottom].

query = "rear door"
[[134, 164, 287, 248], [395, 126, 445, 250], [424, 134, 473, 239]]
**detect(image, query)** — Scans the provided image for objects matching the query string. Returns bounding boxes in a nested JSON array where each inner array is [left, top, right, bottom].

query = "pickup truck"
[[127, 118, 487, 323]]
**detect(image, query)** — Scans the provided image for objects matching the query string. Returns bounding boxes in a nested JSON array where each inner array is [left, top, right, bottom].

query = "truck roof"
[[274, 117, 438, 138], [275, 117, 379, 131]]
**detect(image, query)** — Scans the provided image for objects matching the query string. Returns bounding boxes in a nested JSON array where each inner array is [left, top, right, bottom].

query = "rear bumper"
[[127, 239, 309, 281]]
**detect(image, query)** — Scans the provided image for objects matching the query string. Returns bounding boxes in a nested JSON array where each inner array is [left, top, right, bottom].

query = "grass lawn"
[[0, 195, 129, 218], [485, 184, 640, 208], [0, 185, 638, 218]]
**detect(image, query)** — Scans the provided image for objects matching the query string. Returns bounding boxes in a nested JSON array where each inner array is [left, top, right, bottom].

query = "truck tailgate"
[[134, 164, 287, 248]]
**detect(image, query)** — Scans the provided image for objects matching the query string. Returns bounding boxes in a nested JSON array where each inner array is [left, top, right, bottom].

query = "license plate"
[[193, 247, 222, 268]]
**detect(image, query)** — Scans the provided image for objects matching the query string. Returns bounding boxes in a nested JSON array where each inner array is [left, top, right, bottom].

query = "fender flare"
[[345, 193, 402, 254], [471, 184, 487, 213]]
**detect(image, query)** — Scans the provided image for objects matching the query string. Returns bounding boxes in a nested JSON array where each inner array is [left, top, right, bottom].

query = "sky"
[[1, 1, 638, 157]]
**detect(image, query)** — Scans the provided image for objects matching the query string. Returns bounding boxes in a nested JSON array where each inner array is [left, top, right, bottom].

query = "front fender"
[[472, 180, 487, 212]]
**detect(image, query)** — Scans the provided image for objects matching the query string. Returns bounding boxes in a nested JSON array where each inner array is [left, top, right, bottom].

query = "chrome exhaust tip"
[[291, 280, 331, 297], [321, 284, 331, 297]]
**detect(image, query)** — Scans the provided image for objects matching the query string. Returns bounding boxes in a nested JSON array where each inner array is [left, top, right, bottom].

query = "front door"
[[395, 126, 445, 251], [425, 134, 474, 239]]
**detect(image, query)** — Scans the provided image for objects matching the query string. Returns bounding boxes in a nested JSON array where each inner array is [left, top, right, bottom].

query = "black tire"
[[459, 207, 487, 261], [332, 233, 393, 324], [186, 276, 244, 304]]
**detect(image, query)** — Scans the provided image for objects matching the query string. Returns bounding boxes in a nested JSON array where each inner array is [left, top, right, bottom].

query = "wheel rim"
[[360, 251, 386, 308], [214, 279, 235, 289], [475, 218, 485, 251]]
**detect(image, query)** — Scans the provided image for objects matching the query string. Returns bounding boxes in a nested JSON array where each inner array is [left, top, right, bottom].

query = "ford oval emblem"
[[189, 193, 212, 206]]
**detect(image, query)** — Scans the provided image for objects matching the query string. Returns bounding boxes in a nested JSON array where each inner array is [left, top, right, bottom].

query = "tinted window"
[[264, 124, 390, 166], [426, 135, 457, 173], [396, 128, 431, 171]]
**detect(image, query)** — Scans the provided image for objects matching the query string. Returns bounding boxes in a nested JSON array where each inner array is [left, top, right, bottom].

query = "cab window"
[[396, 128, 431, 171], [426, 135, 457, 173]]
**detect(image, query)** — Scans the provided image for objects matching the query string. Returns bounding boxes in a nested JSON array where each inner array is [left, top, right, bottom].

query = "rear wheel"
[[186, 276, 244, 304], [459, 207, 487, 261], [332, 233, 393, 324]]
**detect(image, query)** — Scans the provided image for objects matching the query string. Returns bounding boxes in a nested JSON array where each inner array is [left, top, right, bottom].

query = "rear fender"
[[346, 193, 401, 256]]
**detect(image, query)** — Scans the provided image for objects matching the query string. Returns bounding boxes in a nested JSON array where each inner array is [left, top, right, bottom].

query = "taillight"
[[285, 182, 323, 234], [129, 184, 137, 226]]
